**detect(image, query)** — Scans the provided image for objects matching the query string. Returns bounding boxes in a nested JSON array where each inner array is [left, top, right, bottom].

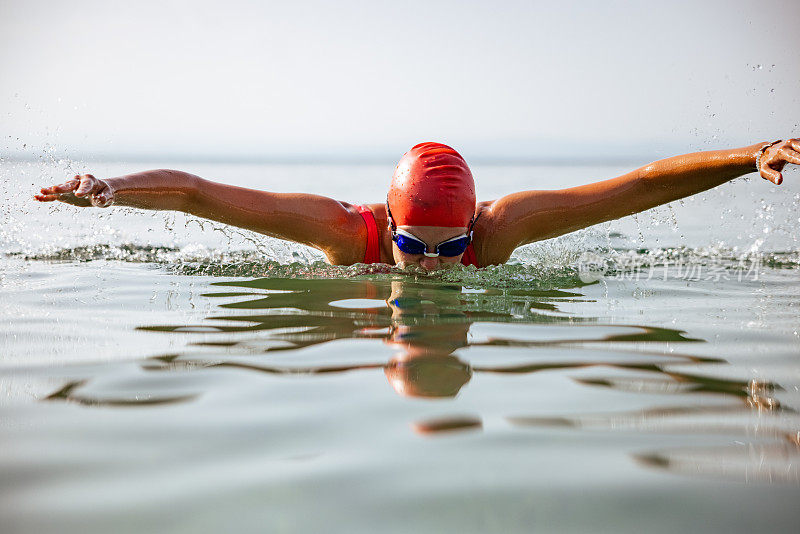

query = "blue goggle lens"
[[393, 233, 471, 257], [394, 234, 427, 255], [436, 236, 471, 256]]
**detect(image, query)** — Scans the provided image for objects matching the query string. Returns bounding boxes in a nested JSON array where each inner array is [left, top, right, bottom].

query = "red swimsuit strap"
[[461, 243, 479, 267], [355, 205, 381, 264]]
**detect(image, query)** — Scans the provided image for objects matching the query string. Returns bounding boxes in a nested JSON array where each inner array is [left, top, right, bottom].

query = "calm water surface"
[[1, 160, 799, 533]]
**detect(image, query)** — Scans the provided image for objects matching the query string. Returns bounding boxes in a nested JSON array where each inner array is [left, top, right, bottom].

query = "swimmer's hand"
[[758, 138, 800, 185], [34, 174, 114, 208]]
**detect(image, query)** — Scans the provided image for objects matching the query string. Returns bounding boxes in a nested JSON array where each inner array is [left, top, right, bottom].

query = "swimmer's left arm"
[[484, 139, 800, 258]]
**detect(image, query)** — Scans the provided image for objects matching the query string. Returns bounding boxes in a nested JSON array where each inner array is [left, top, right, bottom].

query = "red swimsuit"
[[356, 205, 479, 267]]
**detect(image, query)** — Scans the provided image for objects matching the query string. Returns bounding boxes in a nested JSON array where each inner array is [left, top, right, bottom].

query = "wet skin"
[[35, 139, 800, 268]]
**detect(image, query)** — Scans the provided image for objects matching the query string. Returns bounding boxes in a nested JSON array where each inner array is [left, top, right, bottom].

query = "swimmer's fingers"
[[758, 141, 793, 185], [34, 178, 86, 207], [36, 174, 114, 207], [33, 193, 60, 202], [757, 147, 780, 184], [759, 164, 782, 185], [779, 138, 800, 163], [40, 177, 80, 195], [35, 177, 88, 204], [778, 147, 800, 166]]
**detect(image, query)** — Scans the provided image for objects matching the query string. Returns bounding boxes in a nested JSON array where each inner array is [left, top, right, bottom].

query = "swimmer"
[[35, 139, 800, 270]]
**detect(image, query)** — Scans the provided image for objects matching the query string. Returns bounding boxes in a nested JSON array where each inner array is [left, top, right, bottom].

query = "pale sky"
[[1, 0, 798, 161]]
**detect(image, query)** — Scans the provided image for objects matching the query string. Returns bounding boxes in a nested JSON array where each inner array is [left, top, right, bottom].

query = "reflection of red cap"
[[388, 142, 476, 227]]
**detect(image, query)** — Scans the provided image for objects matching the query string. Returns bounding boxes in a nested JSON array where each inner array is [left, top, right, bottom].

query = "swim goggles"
[[386, 203, 479, 257]]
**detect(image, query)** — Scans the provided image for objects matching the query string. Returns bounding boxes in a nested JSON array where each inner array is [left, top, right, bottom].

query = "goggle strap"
[[386, 200, 396, 231]]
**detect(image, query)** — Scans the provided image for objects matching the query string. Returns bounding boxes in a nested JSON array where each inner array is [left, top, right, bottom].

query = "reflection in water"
[[385, 281, 472, 399], [45, 379, 198, 407], [635, 443, 799, 483], [411, 416, 483, 435], [46, 275, 800, 480]]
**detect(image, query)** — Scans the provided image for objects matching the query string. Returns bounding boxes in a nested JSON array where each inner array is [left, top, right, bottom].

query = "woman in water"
[[35, 139, 800, 270]]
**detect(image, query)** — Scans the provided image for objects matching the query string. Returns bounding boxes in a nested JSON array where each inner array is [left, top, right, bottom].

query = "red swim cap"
[[387, 142, 476, 228]]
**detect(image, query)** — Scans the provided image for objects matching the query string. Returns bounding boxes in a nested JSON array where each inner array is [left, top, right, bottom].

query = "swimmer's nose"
[[419, 256, 440, 271]]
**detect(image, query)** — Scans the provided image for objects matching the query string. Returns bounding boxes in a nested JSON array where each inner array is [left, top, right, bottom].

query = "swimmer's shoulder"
[[473, 200, 515, 266], [332, 202, 393, 265]]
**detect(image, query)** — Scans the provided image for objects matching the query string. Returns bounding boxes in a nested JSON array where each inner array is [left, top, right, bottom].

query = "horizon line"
[[0, 150, 664, 167]]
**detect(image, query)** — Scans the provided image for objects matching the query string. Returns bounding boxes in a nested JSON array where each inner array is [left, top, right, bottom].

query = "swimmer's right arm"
[[36, 170, 197, 210], [35, 170, 367, 264]]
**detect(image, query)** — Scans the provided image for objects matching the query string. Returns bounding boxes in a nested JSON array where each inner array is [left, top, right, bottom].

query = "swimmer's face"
[[392, 225, 468, 271]]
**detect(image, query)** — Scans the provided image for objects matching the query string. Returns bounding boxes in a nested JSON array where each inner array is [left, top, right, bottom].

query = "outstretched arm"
[[35, 169, 367, 264], [481, 139, 800, 261]]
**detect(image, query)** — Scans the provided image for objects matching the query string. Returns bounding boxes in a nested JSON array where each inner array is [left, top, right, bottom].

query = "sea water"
[[1, 159, 799, 533]]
